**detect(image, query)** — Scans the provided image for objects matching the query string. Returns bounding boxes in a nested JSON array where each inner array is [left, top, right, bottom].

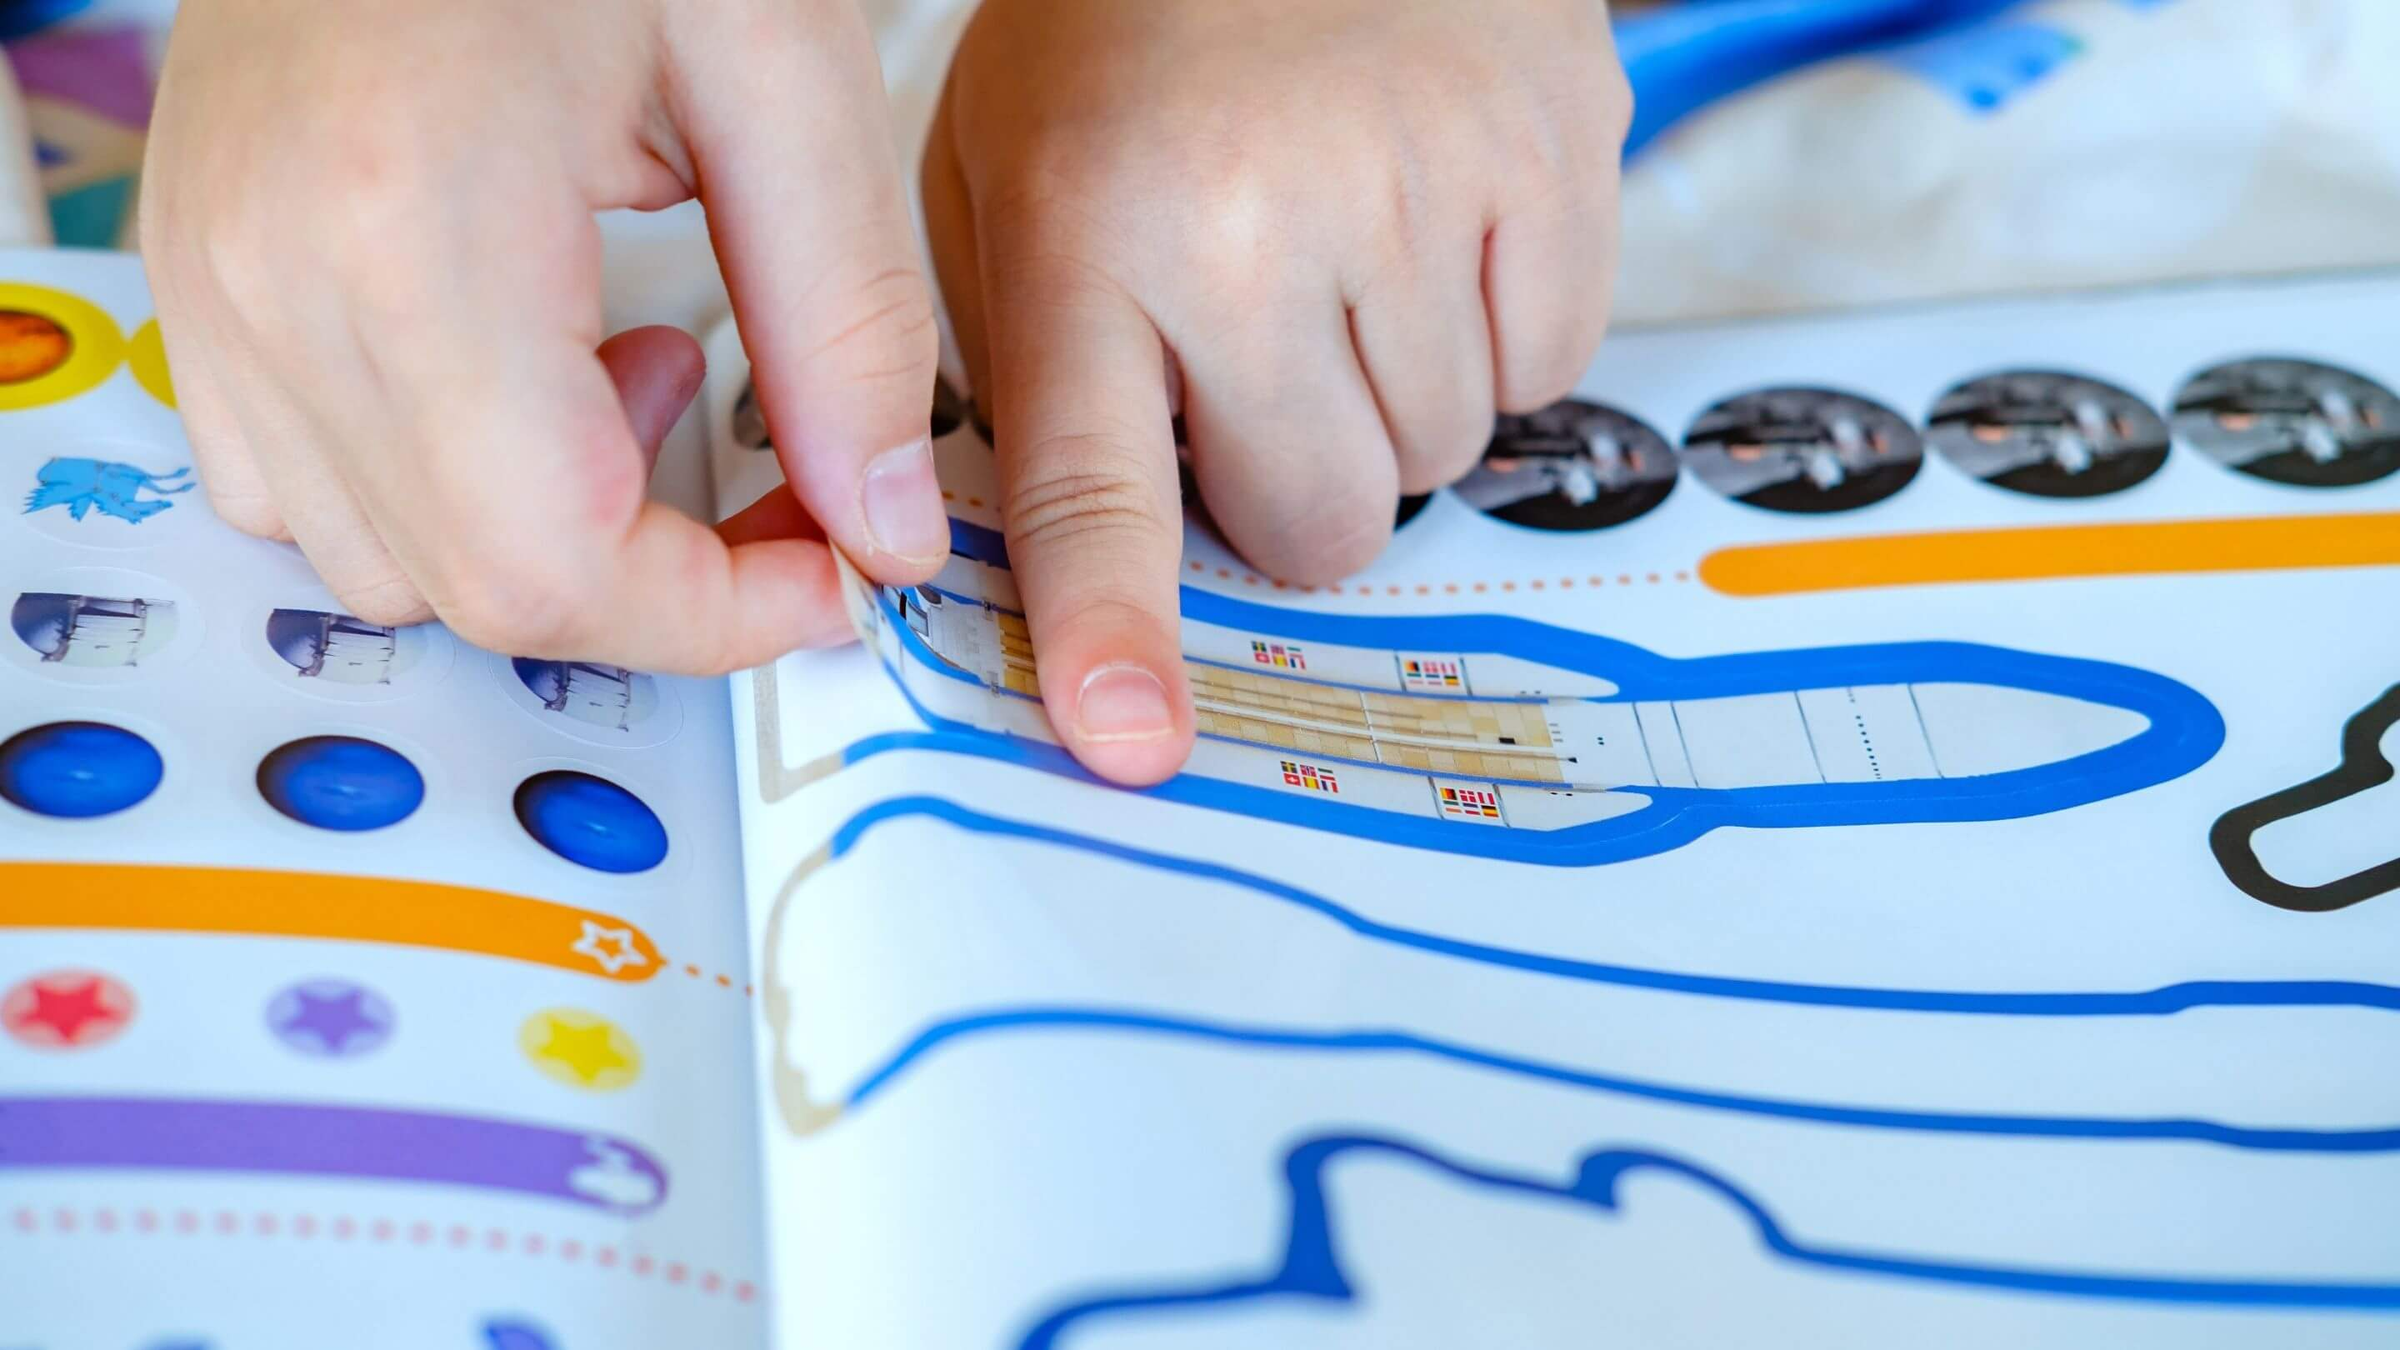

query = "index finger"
[[984, 259, 1196, 786]]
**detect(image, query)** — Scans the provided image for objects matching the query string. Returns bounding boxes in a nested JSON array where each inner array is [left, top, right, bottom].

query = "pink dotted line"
[[12, 1204, 755, 1303]]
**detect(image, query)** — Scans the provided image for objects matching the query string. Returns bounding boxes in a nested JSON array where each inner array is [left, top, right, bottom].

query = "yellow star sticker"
[[520, 1008, 642, 1091]]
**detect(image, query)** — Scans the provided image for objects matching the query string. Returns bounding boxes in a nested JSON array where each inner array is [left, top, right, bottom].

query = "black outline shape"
[[2211, 685, 2400, 913]]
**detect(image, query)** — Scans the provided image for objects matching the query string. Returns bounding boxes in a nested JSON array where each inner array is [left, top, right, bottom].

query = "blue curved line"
[[853, 559, 2226, 865], [842, 1007, 2400, 1155], [826, 795, 2400, 1017], [1018, 1132, 2400, 1347]]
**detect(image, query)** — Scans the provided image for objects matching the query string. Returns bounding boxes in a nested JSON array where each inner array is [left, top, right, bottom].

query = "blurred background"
[[5, 0, 2396, 502]]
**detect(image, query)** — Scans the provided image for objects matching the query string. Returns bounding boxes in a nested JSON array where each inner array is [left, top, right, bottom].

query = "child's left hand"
[[925, 0, 1630, 785]]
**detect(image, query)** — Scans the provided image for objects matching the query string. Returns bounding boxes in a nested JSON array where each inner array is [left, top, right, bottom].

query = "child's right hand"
[[141, 0, 953, 674]]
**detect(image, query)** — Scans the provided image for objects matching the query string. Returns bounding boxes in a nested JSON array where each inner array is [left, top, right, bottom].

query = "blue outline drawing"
[[24, 457, 193, 523], [824, 796, 2400, 1017], [827, 1007, 2396, 1155], [1016, 1133, 2400, 1348], [839, 520, 2225, 866]]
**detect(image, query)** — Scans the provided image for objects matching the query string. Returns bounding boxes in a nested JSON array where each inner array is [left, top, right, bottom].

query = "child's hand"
[[926, 0, 1629, 785], [142, 0, 951, 673]]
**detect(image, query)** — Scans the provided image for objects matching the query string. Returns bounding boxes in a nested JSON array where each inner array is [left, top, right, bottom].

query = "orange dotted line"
[[11, 1205, 757, 1303], [1183, 559, 1694, 596], [655, 957, 752, 998]]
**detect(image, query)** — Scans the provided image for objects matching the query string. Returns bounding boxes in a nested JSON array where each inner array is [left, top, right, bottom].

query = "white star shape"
[[571, 921, 648, 975]]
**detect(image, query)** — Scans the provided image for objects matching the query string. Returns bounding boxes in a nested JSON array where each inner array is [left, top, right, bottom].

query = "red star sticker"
[[3, 970, 135, 1049]]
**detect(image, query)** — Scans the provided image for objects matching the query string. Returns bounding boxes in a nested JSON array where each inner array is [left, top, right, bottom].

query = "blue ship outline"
[[760, 811, 2399, 1154], [820, 1003, 2397, 1155], [1014, 1132, 2400, 1348], [842, 519, 2225, 866]]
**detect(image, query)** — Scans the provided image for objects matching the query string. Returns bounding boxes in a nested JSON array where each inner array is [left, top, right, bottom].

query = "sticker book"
[[5, 247, 2397, 1347]]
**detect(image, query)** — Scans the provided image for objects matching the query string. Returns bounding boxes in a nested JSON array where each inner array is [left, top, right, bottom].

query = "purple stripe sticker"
[[0, 1097, 669, 1215]]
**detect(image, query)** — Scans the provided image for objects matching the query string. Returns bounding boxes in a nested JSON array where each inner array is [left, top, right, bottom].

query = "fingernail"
[[860, 438, 948, 566], [1076, 663, 1174, 743]]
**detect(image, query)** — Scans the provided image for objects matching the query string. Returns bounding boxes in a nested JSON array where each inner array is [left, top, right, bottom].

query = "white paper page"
[[716, 274, 2400, 1348], [0, 250, 769, 1349]]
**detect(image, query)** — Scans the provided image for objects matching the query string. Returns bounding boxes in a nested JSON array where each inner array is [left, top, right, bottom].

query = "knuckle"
[[1498, 356, 1588, 417], [333, 574, 434, 629], [1597, 58, 1637, 146], [977, 171, 1131, 284], [664, 536, 755, 679], [206, 491, 290, 542], [1280, 503, 1389, 583], [1399, 415, 1496, 496], [985, 131, 1270, 285], [1005, 440, 1173, 560], [428, 555, 592, 656], [1229, 472, 1391, 585], [1497, 295, 1610, 415], [191, 219, 281, 323], [801, 262, 941, 389]]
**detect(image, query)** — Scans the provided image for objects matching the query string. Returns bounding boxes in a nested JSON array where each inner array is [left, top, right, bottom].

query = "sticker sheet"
[[0, 250, 769, 1350]]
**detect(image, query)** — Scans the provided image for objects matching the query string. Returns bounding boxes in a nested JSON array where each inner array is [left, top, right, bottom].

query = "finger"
[[984, 258, 1193, 786], [922, 86, 993, 431], [597, 329, 851, 649], [141, 139, 291, 544], [594, 324, 706, 479], [673, 0, 948, 583], [1485, 23, 1626, 414], [1349, 259, 1498, 496], [712, 488, 852, 650], [1484, 213, 1612, 414], [1179, 297, 1398, 586], [153, 321, 291, 541], [716, 486, 827, 548], [1484, 170, 1619, 415], [370, 339, 848, 675], [295, 190, 851, 675], [220, 373, 435, 628], [225, 326, 706, 634]]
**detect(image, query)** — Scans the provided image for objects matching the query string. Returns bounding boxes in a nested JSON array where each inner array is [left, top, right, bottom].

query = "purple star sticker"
[[266, 979, 395, 1058]]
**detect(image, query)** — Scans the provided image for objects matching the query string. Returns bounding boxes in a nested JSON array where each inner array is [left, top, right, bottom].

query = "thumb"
[[672, 0, 948, 584]]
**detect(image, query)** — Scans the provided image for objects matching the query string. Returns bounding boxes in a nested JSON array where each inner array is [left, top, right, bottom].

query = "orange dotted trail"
[[1181, 558, 1695, 597], [944, 494, 1698, 597]]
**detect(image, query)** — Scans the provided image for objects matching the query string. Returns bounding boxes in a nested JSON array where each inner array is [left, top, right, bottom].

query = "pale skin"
[[143, 0, 1629, 786]]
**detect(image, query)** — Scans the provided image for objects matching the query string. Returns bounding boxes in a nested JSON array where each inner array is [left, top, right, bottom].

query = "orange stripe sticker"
[[0, 863, 663, 982], [1699, 511, 2400, 597]]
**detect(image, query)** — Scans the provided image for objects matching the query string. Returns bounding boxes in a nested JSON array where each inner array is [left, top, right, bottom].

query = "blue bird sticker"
[[24, 456, 194, 524]]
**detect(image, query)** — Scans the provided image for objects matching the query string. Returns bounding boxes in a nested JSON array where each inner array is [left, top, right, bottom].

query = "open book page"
[[0, 250, 770, 1349], [717, 273, 2400, 1349]]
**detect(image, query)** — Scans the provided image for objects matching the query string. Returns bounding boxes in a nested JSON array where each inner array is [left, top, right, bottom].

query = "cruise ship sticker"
[[2211, 685, 2400, 913], [836, 521, 2225, 867]]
